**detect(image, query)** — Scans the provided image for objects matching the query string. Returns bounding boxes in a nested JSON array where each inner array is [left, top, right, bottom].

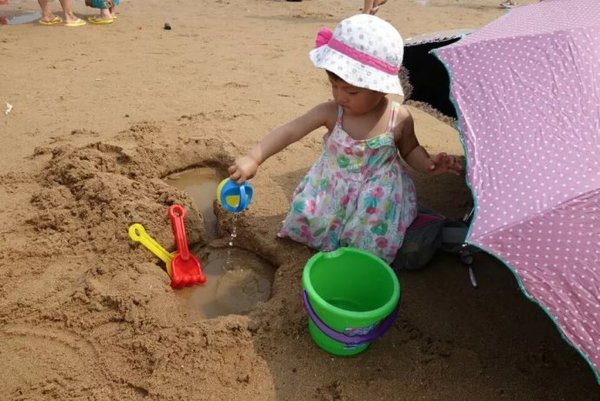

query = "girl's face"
[[328, 76, 386, 116]]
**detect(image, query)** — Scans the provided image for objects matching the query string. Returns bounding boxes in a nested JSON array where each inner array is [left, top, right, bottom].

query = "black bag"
[[392, 205, 472, 271], [392, 206, 445, 270]]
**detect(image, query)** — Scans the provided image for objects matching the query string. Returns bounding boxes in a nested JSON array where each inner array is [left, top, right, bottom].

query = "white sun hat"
[[309, 14, 404, 95]]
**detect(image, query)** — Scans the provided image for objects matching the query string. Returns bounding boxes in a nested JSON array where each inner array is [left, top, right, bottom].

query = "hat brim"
[[310, 45, 403, 96]]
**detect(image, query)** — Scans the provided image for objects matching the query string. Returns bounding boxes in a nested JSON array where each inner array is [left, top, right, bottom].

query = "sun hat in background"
[[309, 14, 404, 95]]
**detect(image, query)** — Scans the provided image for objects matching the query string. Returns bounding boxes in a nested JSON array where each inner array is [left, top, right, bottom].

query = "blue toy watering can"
[[216, 178, 253, 213]]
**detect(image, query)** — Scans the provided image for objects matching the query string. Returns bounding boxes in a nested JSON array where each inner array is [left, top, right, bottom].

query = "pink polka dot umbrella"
[[435, 0, 600, 383]]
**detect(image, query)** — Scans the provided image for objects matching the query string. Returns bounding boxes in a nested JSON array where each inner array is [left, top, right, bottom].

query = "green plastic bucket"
[[302, 247, 401, 356]]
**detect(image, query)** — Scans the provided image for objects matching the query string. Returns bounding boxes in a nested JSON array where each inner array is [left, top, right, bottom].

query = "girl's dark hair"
[[326, 70, 342, 81]]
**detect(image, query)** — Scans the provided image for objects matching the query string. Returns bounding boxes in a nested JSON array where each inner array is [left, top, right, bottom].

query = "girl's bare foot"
[[88, 8, 114, 24], [99, 8, 113, 20]]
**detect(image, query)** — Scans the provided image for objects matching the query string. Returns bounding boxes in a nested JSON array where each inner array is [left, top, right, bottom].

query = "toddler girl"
[[229, 14, 462, 263]]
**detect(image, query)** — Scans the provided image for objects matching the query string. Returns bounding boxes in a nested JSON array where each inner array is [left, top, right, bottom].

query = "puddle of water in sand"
[[163, 167, 220, 242], [164, 167, 274, 318], [0, 10, 41, 24], [175, 246, 274, 318]]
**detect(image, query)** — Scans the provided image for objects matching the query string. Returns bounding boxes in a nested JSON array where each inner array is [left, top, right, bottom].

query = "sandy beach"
[[1, 0, 599, 399]]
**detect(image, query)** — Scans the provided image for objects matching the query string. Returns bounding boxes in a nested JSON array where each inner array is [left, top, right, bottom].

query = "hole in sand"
[[163, 167, 221, 242], [163, 167, 275, 319], [177, 244, 274, 318]]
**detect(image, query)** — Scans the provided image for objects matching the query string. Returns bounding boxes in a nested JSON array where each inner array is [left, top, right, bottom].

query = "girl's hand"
[[427, 153, 464, 176], [229, 155, 259, 183]]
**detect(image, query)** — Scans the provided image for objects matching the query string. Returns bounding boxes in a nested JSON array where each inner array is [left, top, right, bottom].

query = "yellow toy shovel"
[[128, 223, 174, 277]]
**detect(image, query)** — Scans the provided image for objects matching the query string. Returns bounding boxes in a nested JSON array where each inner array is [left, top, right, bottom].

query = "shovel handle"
[[128, 223, 174, 277], [168, 204, 190, 261]]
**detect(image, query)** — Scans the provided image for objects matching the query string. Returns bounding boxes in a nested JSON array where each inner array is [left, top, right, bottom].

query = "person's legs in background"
[[38, 0, 59, 23], [109, 0, 119, 18], [499, 0, 517, 8], [86, 0, 116, 24], [38, 0, 85, 25]]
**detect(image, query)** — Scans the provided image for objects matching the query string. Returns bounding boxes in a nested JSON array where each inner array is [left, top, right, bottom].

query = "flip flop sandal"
[[38, 16, 63, 25], [87, 16, 114, 24], [64, 18, 87, 27]]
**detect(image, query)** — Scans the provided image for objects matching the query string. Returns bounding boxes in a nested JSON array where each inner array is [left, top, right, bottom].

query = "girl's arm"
[[229, 102, 335, 182], [394, 108, 463, 176]]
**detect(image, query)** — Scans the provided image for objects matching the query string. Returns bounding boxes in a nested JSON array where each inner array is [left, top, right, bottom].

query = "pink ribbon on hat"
[[315, 27, 399, 75]]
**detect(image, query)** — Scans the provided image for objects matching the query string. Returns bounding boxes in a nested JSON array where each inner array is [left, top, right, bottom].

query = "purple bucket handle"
[[302, 290, 400, 346]]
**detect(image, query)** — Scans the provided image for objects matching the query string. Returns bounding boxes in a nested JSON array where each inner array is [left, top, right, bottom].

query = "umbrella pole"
[[439, 207, 479, 288], [468, 266, 478, 288], [458, 244, 478, 288], [461, 208, 478, 288]]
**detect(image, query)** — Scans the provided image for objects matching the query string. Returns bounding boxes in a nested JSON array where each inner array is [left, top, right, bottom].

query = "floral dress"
[[278, 102, 418, 263]]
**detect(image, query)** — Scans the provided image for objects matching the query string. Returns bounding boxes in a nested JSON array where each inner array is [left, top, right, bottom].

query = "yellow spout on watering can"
[[128, 223, 174, 277]]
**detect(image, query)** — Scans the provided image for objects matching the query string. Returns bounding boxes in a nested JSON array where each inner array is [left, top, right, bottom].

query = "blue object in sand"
[[217, 178, 253, 213]]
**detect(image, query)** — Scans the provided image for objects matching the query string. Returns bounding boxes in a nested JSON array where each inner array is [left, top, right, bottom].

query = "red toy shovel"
[[167, 204, 206, 288]]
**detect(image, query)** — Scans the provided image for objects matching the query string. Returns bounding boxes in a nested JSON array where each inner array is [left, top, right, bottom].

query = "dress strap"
[[336, 105, 344, 126], [386, 102, 400, 133]]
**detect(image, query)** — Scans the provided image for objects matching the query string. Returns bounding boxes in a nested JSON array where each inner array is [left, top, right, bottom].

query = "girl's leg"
[[86, 0, 114, 22], [99, 7, 112, 19], [97, 1, 114, 20], [108, 0, 119, 19]]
